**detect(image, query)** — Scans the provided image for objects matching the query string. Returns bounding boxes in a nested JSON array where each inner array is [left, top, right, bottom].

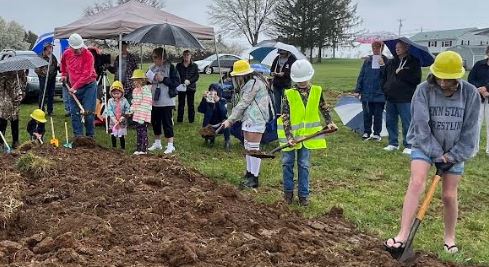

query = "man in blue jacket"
[[355, 41, 388, 141]]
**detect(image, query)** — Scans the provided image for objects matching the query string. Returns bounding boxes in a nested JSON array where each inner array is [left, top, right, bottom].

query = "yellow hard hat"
[[110, 80, 124, 93], [430, 51, 465, 79], [131, 69, 146, 79], [30, 109, 47, 123], [230, 60, 254, 76]]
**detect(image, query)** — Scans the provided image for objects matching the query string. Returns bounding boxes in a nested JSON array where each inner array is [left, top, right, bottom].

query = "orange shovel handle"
[[416, 175, 441, 221]]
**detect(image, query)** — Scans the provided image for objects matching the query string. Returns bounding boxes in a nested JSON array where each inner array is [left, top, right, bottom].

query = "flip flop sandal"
[[384, 238, 405, 252], [444, 244, 459, 254]]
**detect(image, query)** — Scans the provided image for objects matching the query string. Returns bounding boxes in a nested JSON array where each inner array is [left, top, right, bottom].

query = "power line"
[[398, 19, 404, 36]]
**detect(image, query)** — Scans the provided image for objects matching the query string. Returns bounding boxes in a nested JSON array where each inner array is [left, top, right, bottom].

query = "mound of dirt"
[[0, 146, 468, 266]]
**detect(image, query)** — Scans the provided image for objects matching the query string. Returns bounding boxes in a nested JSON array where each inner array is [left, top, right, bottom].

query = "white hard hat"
[[68, 33, 85, 49], [290, 59, 314, 82]]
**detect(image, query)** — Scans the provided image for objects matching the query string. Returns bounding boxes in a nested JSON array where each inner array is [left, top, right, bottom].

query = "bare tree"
[[208, 0, 279, 46], [85, 0, 165, 16]]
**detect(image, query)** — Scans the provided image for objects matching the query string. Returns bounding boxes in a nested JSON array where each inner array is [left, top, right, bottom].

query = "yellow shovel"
[[49, 117, 59, 147]]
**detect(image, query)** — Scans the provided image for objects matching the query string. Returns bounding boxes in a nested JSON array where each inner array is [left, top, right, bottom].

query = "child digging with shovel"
[[27, 109, 47, 144], [105, 81, 130, 150], [277, 59, 337, 206]]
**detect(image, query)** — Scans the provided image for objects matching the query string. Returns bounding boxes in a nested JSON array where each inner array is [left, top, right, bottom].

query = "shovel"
[[246, 127, 337, 159], [49, 117, 59, 147], [391, 162, 455, 264], [0, 131, 11, 154], [199, 123, 223, 138], [63, 122, 72, 148], [63, 82, 88, 123]]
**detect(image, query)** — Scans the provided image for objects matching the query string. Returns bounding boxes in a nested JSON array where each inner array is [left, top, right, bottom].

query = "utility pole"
[[398, 19, 404, 37]]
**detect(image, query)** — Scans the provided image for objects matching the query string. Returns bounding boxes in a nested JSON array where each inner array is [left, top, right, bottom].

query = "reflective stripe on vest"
[[276, 85, 327, 151]]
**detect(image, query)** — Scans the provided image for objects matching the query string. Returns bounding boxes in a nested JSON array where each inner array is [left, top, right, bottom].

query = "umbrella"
[[383, 37, 435, 67], [0, 56, 48, 73], [250, 41, 306, 65], [32, 32, 69, 57], [122, 23, 204, 49], [251, 63, 271, 75], [334, 95, 388, 137]]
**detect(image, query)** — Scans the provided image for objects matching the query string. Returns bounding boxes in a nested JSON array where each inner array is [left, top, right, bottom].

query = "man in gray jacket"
[[384, 51, 480, 254]]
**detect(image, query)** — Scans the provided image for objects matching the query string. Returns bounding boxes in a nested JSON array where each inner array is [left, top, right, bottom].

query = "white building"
[[411, 28, 489, 54]]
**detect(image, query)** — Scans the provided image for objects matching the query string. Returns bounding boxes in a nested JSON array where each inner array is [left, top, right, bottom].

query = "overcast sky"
[[0, 0, 488, 47]]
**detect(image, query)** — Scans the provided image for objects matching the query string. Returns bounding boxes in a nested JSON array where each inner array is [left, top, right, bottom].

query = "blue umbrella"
[[250, 41, 306, 64], [383, 37, 434, 67], [334, 95, 388, 137], [251, 63, 271, 75], [32, 32, 69, 55]]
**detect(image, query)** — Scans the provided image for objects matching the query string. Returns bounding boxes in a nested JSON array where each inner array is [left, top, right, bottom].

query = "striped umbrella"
[[0, 56, 48, 73], [334, 95, 388, 137]]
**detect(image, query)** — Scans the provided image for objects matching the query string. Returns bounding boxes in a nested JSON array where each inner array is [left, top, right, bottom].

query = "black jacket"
[[176, 61, 199, 91], [468, 59, 489, 102], [270, 55, 296, 88], [26, 119, 45, 140], [381, 55, 422, 103]]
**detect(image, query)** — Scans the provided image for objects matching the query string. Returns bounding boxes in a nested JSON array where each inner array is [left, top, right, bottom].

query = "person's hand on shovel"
[[222, 120, 232, 129], [324, 122, 338, 132], [287, 138, 296, 147]]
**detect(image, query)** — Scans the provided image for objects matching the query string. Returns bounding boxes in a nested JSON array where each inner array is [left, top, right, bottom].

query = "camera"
[[98, 53, 111, 66]]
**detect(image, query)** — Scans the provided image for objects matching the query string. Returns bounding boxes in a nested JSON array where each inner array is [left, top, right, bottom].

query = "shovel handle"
[[64, 82, 86, 114], [0, 131, 10, 151], [270, 127, 338, 154], [416, 174, 442, 221], [50, 117, 56, 138], [64, 122, 69, 141]]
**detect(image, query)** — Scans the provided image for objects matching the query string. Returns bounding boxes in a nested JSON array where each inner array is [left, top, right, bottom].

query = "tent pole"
[[118, 33, 123, 81], [213, 36, 223, 86]]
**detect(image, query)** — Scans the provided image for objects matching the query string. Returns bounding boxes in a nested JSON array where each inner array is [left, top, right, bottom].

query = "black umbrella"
[[122, 23, 204, 49]]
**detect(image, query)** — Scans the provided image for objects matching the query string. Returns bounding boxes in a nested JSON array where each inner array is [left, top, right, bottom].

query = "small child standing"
[[130, 69, 153, 155], [106, 81, 130, 149], [27, 109, 47, 143]]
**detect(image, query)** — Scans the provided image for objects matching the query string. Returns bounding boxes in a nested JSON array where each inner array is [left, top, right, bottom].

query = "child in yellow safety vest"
[[277, 59, 337, 206]]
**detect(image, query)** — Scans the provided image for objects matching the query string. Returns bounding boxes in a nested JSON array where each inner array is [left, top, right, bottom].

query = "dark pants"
[[362, 102, 385, 135], [151, 106, 174, 138], [111, 135, 125, 149], [385, 101, 412, 148], [38, 76, 56, 115], [273, 84, 287, 114], [136, 123, 148, 152], [0, 118, 19, 147], [177, 90, 195, 123]]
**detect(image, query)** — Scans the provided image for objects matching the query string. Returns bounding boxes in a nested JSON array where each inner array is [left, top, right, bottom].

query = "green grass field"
[[7, 59, 488, 265]]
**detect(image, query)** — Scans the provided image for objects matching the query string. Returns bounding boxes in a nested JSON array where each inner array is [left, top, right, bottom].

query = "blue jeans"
[[38, 76, 56, 114], [411, 149, 464, 175], [385, 101, 411, 148], [62, 85, 71, 114], [282, 147, 311, 197], [69, 82, 97, 137]]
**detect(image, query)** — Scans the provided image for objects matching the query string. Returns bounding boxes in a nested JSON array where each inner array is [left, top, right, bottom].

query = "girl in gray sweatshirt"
[[385, 51, 480, 255]]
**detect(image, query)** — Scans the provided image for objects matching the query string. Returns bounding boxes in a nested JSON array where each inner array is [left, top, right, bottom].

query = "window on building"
[[434, 41, 437, 47], [449, 41, 452, 46], [468, 40, 470, 45], [461, 40, 464, 45]]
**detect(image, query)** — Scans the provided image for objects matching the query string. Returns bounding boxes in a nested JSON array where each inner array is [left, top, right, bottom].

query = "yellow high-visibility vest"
[[277, 85, 327, 151]]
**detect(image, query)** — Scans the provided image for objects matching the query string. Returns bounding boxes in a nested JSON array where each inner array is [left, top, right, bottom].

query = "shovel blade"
[[398, 246, 415, 263], [245, 150, 276, 159]]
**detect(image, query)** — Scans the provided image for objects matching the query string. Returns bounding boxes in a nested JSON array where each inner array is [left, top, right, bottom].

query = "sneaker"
[[362, 133, 370, 140], [133, 151, 147, 155], [402, 148, 412, 155], [148, 142, 162, 151], [383, 145, 399, 151], [367, 134, 382, 141], [163, 145, 175, 154]]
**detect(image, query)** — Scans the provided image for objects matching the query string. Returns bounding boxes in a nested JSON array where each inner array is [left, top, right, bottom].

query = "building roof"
[[411, 28, 477, 42], [448, 45, 487, 55]]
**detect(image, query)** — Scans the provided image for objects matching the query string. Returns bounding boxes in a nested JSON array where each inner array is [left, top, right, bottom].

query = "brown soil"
[[198, 125, 217, 138], [0, 146, 471, 267]]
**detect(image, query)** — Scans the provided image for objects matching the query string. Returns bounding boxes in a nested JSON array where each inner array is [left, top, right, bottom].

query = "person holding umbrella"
[[176, 50, 199, 123], [147, 48, 180, 154], [270, 49, 296, 114], [382, 40, 422, 155], [35, 43, 58, 116], [355, 41, 388, 141], [384, 51, 480, 254], [0, 69, 26, 150], [61, 33, 98, 137]]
